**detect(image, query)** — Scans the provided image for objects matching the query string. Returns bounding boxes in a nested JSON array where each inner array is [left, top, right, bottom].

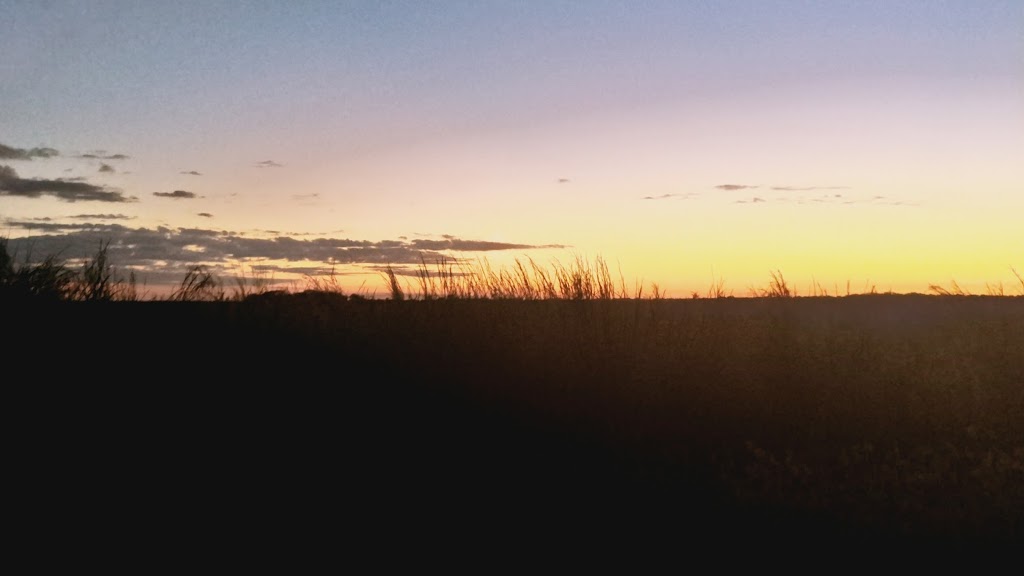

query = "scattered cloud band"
[[0, 143, 59, 160], [0, 165, 134, 203], [153, 190, 198, 199]]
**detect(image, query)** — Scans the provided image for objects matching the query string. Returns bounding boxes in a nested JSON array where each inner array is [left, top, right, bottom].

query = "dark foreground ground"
[[6, 294, 1023, 564]]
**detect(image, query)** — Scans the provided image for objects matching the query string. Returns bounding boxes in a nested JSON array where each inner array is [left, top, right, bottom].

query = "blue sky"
[[2, 1, 1022, 296]]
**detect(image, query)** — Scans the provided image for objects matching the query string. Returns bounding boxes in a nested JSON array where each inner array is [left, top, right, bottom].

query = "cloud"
[[79, 153, 130, 160], [409, 238, 565, 251], [99, 163, 115, 173], [153, 190, 198, 199], [641, 193, 697, 200], [0, 143, 60, 160], [726, 189, 915, 207], [293, 193, 319, 200], [69, 214, 134, 220], [769, 186, 850, 191], [558, 178, 570, 184], [180, 170, 203, 176], [716, 183, 850, 192], [0, 165, 135, 203], [0, 225, 568, 291], [868, 195, 917, 206], [255, 160, 284, 168], [197, 213, 214, 218]]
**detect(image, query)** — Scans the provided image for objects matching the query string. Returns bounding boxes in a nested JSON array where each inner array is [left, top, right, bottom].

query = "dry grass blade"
[[171, 265, 223, 301], [707, 272, 729, 299], [381, 263, 405, 301], [753, 269, 794, 298], [929, 279, 968, 296]]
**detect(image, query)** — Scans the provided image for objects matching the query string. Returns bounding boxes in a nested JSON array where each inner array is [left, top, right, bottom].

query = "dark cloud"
[[180, 171, 203, 176], [558, 178, 570, 184], [255, 160, 284, 168], [70, 214, 134, 220], [716, 184, 758, 191], [0, 143, 60, 160], [409, 238, 564, 251], [153, 190, 197, 199], [99, 163, 115, 173], [79, 153, 130, 160], [1, 225, 568, 291], [0, 165, 135, 203], [368, 263, 476, 280], [197, 213, 214, 218], [267, 264, 359, 277]]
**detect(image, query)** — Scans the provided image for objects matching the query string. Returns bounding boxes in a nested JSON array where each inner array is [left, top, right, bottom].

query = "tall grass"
[[2, 236, 1022, 302], [69, 239, 142, 301], [169, 265, 224, 301], [5, 236, 1023, 546], [0, 238, 76, 301], [382, 254, 659, 301], [230, 266, 275, 300], [0, 237, 141, 302]]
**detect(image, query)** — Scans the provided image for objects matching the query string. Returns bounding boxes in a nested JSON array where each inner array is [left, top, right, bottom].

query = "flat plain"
[[8, 291, 1023, 558]]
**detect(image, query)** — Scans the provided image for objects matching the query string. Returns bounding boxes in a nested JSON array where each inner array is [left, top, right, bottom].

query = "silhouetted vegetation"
[[5, 238, 1022, 554]]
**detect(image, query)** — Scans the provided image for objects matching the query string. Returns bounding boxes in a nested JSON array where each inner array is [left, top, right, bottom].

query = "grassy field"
[[4, 240, 1023, 558]]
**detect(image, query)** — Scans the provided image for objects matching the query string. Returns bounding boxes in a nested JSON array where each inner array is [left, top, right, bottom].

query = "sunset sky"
[[2, 1, 1021, 298]]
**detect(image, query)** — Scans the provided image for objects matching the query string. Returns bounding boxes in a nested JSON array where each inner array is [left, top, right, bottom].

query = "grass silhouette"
[[4, 237, 1023, 556]]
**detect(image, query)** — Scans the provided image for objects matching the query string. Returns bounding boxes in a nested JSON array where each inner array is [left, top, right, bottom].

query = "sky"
[[2, 0, 1022, 298]]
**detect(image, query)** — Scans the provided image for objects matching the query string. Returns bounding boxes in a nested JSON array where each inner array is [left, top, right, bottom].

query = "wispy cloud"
[[642, 193, 697, 200], [558, 178, 570, 184], [769, 185, 850, 191], [69, 214, 135, 220], [0, 143, 59, 160], [409, 237, 564, 251], [868, 195, 918, 206], [197, 212, 213, 218], [180, 170, 202, 176], [716, 183, 850, 193], [153, 190, 198, 199], [79, 152, 130, 160], [726, 189, 916, 207], [98, 163, 115, 173], [0, 165, 135, 203], [255, 160, 284, 168], [707, 182, 911, 207]]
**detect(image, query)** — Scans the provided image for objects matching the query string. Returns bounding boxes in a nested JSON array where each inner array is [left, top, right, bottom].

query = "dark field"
[[8, 294, 1024, 559]]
